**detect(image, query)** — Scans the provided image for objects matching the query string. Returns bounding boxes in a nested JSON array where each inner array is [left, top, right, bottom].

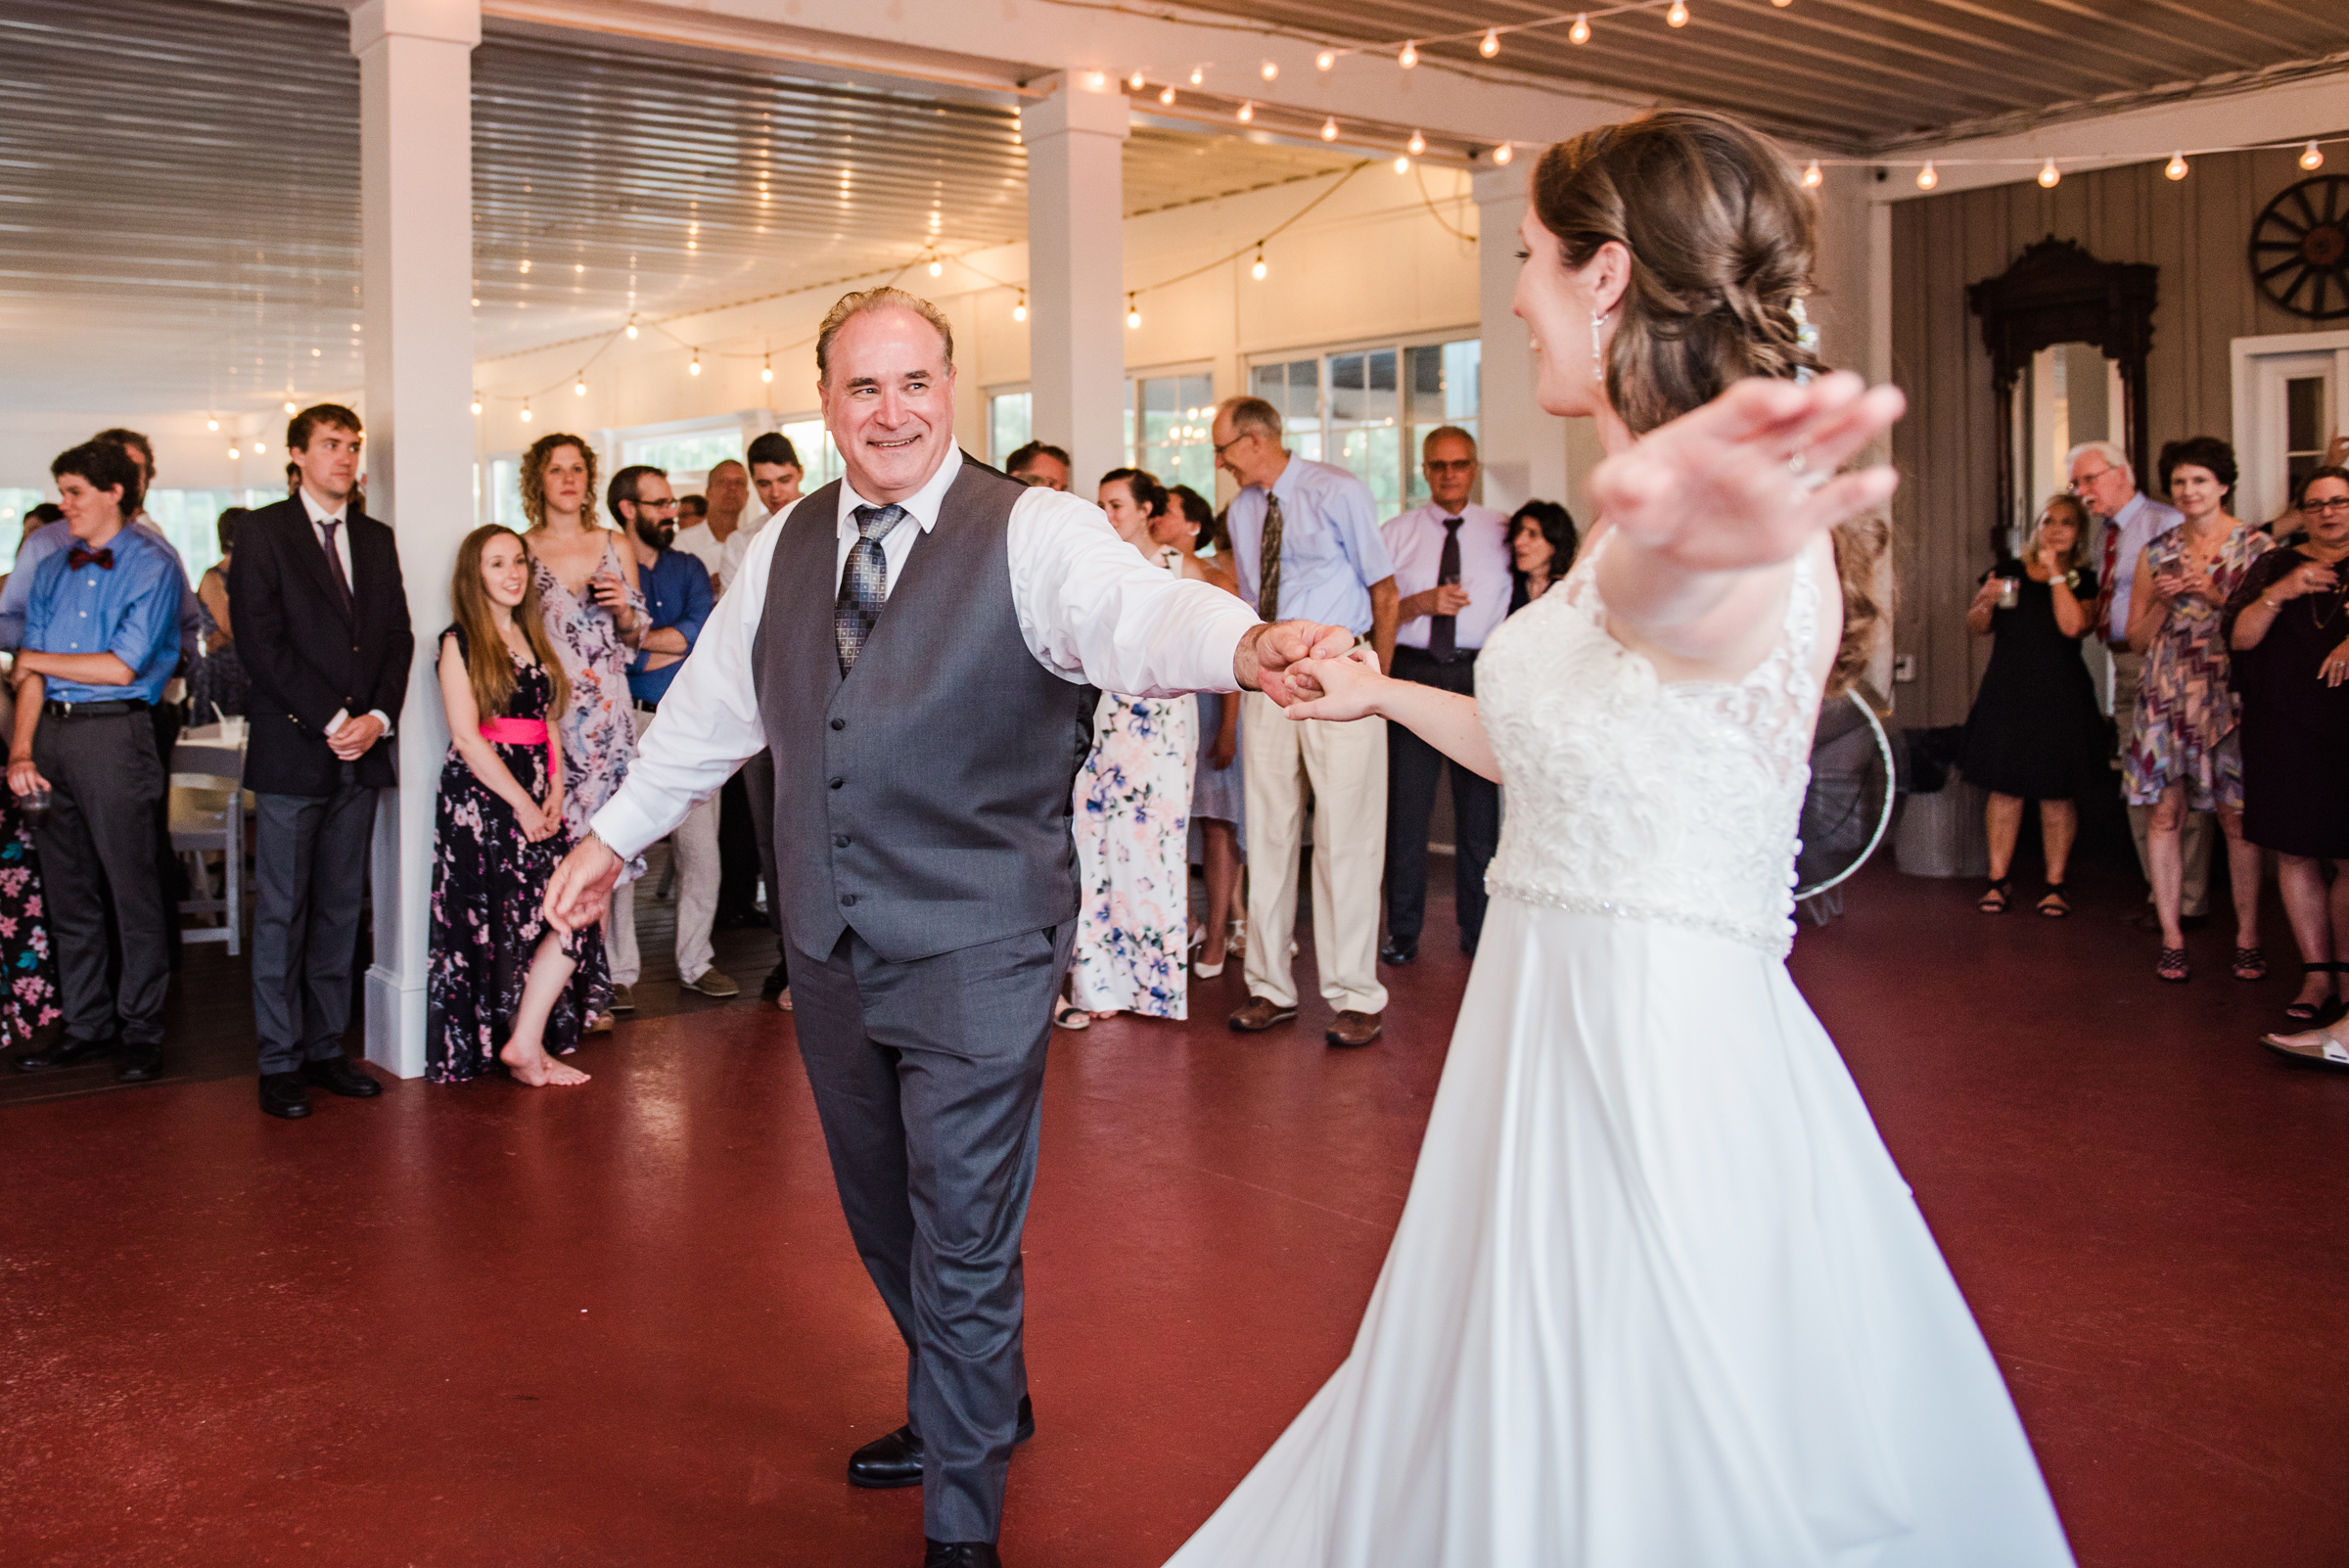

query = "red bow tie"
[[67, 546, 115, 572]]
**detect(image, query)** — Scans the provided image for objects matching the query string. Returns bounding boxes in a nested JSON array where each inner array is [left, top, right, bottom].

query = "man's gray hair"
[[817, 286, 956, 385], [1220, 394, 1281, 442], [2065, 439, 2130, 480], [1421, 424, 1477, 456]]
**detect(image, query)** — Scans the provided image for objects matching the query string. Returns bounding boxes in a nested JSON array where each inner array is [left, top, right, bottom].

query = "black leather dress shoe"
[[849, 1396, 1036, 1489], [259, 1072, 313, 1120], [115, 1047, 164, 1083], [301, 1056, 383, 1097], [16, 1035, 116, 1073], [1379, 939, 1417, 966], [922, 1543, 1001, 1568]]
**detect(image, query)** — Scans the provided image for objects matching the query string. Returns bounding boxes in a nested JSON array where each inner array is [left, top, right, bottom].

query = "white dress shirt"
[[1383, 501, 1513, 653], [717, 508, 775, 587], [670, 521, 725, 585], [296, 486, 392, 738], [2096, 489, 2185, 645], [591, 445, 1260, 858]]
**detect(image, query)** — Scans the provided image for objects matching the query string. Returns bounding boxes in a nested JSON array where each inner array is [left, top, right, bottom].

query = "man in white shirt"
[[1380, 427, 1511, 963], [2070, 440, 2205, 921], [670, 459, 750, 592], [542, 288, 1348, 1568]]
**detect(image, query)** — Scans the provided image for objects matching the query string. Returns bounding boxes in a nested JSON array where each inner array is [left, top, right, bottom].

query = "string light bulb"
[[1127, 295, 1141, 330], [2165, 151, 2188, 181], [1492, 143, 1513, 165], [1394, 155, 1411, 175], [1127, 69, 1144, 89], [2302, 140, 2326, 171], [252, 439, 265, 455], [1915, 161, 1938, 190], [1013, 293, 1028, 323], [1408, 129, 1427, 156], [2037, 158, 2060, 188], [518, 258, 530, 274], [1189, 67, 1203, 85], [1082, 69, 1105, 91], [1802, 159, 1822, 188], [1320, 115, 1339, 142], [574, 374, 587, 396], [1251, 246, 1267, 282], [624, 317, 638, 339], [689, 350, 702, 376], [1667, 0, 1689, 26], [1260, 60, 1278, 81], [1159, 84, 1174, 106], [760, 354, 773, 384], [471, 392, 483, 415], [1569, 14, 1591, 43], [1315, 49, 1336, 71], [928, 256, 944, 278], [207, 417, 218, 432], [520, 400, 532, 423], [227, 444, 240, 459], [284, 400, 297, 414], [1399, 40, 1417, 69], [1237, 100, 1254, 122], [1772, 0, 1790, 7], [1480, 27, 1500, 57]]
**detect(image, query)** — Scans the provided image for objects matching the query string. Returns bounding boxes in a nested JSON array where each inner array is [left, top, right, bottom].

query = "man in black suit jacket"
[[229, 404, 413, 1121]]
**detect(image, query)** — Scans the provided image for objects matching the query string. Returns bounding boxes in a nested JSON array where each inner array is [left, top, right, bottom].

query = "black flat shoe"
[[848, 1397, 1036, 1489], [922, 1544, 1001, 1568], [1378, 940, 1416, 966], [259, 1071, 313, 1120], [301, 1056, 383, 1098], [16, 1035, 117, 1073], [115, 1048, 164, 1084]]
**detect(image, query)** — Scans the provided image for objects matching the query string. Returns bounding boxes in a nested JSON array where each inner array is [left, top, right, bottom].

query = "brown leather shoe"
[[1325, 1010, 1384, 1048], [1227, 995, 1299, 1033]]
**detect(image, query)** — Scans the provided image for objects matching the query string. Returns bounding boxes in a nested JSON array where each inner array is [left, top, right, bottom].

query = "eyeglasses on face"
[[2067, 466, 2117, 492], [1423, 459, 1477, 475], [2304, 497, 2349, 516], [1213, 432, 1258, 459]]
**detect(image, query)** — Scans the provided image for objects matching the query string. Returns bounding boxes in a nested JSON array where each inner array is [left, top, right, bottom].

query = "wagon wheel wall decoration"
[[2252, 176, 2349, 322]]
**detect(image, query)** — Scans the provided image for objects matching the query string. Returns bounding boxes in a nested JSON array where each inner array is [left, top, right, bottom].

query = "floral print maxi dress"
[[0, 799, 59, 1049], [1070, 547, 1199, 1018], [533, 540, 646, 877], [2124, 520, 2274, 810], [426, 629, 609, 1083]]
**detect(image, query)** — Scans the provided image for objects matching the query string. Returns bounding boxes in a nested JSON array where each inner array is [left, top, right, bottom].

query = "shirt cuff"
[[590, 790, 668, 862]]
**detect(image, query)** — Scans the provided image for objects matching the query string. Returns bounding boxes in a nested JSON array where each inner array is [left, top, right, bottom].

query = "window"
[[622, 427, 744, 477], [776, 419, 846, 491], [144, 489, 270, 580], [988, 390, 1032, 468], [1249, 335, 1480, 514], [1134, 372, 1216, 497], [486, 456, 525, 528]]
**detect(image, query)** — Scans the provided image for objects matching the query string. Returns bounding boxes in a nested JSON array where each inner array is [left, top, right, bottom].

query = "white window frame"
[[1244, 327, 1482, 514], [2232, 329, 2349, 528]]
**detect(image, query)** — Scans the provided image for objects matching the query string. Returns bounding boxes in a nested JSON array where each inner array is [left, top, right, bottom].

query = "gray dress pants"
[[33, 711, 168, 1048], [789, 917, 1073, 1545], [252, 770, 377, 1075]]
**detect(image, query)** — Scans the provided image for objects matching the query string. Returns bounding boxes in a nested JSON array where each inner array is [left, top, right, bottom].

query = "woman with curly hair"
[[1160, 110, 2071, 1567]]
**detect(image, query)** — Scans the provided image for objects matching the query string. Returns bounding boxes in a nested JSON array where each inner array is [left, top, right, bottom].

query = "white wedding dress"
[[1164, 534, 2075, 1567]]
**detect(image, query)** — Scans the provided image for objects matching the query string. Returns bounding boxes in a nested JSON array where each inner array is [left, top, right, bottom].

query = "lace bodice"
[[1479, 532, 1820, 956]]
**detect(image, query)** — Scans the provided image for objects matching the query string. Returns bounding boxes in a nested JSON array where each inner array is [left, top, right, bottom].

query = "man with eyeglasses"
[[2069, 439, 2203, 923], [1377, 427, 1510, 965]]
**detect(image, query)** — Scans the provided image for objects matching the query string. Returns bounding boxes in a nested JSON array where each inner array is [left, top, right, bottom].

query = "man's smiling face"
[[819, 305, 958, 505]]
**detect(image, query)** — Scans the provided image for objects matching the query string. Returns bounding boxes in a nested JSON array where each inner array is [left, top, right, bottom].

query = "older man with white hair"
[[2069, 438, 2204, 921]]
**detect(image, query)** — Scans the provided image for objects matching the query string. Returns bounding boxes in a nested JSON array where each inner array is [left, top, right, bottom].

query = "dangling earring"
[[1590, 309, 1609, 380]]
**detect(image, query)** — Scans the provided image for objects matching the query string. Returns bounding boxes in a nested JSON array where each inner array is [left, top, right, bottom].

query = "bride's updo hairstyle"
[[1534, 109, 1889, 697]]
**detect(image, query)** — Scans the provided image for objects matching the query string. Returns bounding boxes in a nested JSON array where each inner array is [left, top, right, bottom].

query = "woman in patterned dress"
[[1062, 468, 1199, 1023], [190, 507, 249, 719], [0, 680, 59, 1055], [427, 526, 606, 1085], [1162, 484, 1247, 979], [2125, 436, 2272, 984], [519, 434, 644, 1021]]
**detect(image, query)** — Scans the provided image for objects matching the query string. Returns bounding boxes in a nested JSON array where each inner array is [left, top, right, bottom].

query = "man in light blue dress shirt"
[[1213, 393, 1400, 1047], [7, 441, 186, 1082]]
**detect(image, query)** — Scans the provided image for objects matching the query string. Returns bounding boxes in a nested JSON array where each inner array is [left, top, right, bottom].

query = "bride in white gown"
[[1162, 111, 2076, 1568]]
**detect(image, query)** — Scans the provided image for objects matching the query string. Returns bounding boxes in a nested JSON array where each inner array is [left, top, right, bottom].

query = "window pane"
[[989, 392, 1032, 467], [622, 429, 744, 477], [1333, 426, 1402, 515], [141, 489, 244, 579], [1138, 372, 1215, 497], [777, 420, 845, 490], [489, 458, 523, 528], [2286, 376, 2325, 454]]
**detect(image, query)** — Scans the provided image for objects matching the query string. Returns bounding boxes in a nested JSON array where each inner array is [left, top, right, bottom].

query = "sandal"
[[2282, 961, 2343, 1023], [2036, 886, 2070, 918], [1977, 877, 2013, 914], [2258, 1030, 2349, 1073], [2156, 946, 2190, 984], [2232, 945, 2268, 983], [1052, 1003, 1091, 1032]]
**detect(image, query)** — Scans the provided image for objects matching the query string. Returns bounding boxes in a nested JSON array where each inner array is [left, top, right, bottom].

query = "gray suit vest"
[[754, 457, 1096, 964]]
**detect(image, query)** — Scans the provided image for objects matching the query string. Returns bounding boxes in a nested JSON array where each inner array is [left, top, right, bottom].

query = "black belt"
[[44, 698, 151, 718], [634, 700, 659, 715], [1393, 645, 1477, 668]]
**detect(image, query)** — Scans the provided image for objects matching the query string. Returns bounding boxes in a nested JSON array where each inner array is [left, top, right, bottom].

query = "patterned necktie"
[[835, 503, 902, 673], [2094, 510, 2121, 641], [1256, 492, 1285, 623], [1429, 515, 1464, 663], [318, 519, 354, 617]]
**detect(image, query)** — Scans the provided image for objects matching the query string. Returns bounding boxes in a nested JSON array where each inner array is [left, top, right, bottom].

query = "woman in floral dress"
[[0, 681, 58, 1053], [427, 526, 606, 1085], [1063, 469, 1199, 1023], [519, 435, 644, 1018], [2125, 436, 2273, 984]]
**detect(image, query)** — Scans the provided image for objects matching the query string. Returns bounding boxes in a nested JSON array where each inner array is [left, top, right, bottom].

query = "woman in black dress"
[[2231, 466, 2349, 1048], [427, 525, 608, 1086], [1961, 493, 2102, 916]]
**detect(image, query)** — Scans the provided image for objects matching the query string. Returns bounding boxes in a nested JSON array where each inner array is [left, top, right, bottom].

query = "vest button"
[[830, 717, 846, 730], [840, 893, 857, 906], [834, 834, 849, 849], [829, 776, 844, 789]]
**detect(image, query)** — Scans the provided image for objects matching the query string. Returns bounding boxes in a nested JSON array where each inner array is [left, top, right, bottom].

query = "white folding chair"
[[169, 736, 247, 955]]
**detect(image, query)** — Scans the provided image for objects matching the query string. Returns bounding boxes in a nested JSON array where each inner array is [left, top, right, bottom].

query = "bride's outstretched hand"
[[1592, 371, 1905, 573], [1281, 646, 1386, 723]]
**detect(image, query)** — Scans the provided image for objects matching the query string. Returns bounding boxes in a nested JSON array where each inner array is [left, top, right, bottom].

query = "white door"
[[2233, 332, 2349, 527]]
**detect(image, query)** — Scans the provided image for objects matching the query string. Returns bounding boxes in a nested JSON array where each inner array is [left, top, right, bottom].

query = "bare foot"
[[1091, 1009, 1118, 1021], [774, 987, 793, 1013], [500, 1039, 591, 1085]]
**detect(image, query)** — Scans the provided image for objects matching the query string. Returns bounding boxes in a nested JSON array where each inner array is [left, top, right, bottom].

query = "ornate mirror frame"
[[1966, 237, 2158, 546]]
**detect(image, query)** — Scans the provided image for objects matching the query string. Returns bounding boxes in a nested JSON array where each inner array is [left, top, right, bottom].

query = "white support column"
[[1472, 167, 1587, 522], [351, 0, 480, 1079], [1020, 75, 1129, 490]]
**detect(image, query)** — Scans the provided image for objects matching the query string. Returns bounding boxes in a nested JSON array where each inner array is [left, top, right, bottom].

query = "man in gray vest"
[[543, 287, 1351, 1568]]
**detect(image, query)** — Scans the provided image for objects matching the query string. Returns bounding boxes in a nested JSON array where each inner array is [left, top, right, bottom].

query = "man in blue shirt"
[[1213, 393, 1401, 1048], [607, 463, 732, 1005], [7, 441, 186, 1081]]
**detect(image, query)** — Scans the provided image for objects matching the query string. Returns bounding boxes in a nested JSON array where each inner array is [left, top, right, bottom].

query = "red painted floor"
[[5, 862, 2346, 1567]]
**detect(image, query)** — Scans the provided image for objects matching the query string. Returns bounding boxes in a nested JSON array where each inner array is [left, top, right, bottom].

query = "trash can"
[[1893, 726, 1991, 879]]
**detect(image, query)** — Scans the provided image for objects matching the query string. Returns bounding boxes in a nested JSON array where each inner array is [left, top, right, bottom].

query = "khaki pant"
[[1240, 690, 1389, 1015], [607, 705, 722, 986], [2112, 648, 2211, 916]]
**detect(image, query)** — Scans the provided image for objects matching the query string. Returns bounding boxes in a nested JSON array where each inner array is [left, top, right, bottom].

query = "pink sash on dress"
[[480, 715, 555, 781]]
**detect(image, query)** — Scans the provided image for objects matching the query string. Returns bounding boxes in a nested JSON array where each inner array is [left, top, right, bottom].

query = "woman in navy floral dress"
[[0, 683, 58, 1052], [427, 526, 608, 1085]]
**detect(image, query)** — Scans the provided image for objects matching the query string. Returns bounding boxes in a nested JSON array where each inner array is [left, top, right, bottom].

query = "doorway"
[[2232, 331, 2349, 529]]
